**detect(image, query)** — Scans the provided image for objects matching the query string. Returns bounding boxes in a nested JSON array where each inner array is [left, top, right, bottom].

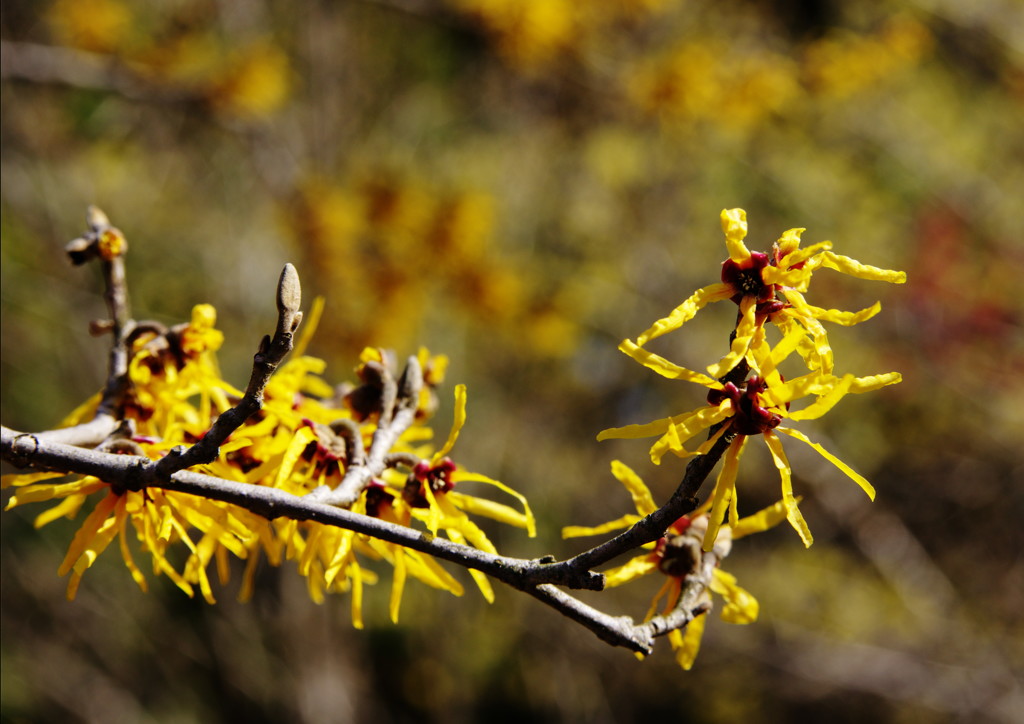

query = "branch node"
[[117, 457, 149, 495], [10, 433, 39, 467]]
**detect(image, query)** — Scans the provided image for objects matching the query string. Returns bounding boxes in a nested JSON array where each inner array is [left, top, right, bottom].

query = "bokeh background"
[[2, 1, 1022, 722]]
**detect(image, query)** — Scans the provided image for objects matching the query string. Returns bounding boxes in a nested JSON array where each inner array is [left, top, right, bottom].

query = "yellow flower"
[[3, 468, 258, 603], [601, 208, 906, 548], [267, 380, 536, 622], [564, 461, 785, 669], [3, 301, 271, 599], [124, 308, 240, 435], [97, 227, 128, 260], [179, 304, 225, 357], [3, 304, 346, 606], [601, 328, 901, 548], [628, 208, 906, 380], [388, 384, 536, 607]]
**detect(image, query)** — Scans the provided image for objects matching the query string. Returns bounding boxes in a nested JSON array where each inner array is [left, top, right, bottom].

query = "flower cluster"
[[569, 209, 904, 668], [564, 461, 787, 669], [600, 208, 905, 549], [3, 298, 534, 626]]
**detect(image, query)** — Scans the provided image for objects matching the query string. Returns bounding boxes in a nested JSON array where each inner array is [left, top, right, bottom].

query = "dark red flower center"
[[364, 481, 394, 518], [721, 251, 788, 316], [403, 457, 458, 507], [707, 376, 782, 436]]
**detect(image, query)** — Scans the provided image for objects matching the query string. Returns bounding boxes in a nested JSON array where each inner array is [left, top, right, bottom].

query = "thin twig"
[[523, 430, 733, 587], [637, 550, 717, 641], [35, 207, 134, 447], [525, 584, 651, 651], [150, 264, 303, 481], [93, 210, 132, 420], [312, 356, 423, 507]]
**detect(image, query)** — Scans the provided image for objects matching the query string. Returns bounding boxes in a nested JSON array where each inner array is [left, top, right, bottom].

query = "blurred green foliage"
[[2, 0, 1022, 721]]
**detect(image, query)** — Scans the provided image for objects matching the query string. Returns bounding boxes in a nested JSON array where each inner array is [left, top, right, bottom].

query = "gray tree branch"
[[0, 424, 716, 655]]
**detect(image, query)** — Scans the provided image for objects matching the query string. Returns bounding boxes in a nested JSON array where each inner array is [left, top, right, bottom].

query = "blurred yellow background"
[[2, 1, 1022, 721]]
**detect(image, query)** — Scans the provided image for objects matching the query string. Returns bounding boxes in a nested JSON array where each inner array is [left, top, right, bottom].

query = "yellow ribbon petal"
[[763, 431, 813, 547], [672, 613, 706, 671], [819, 251, 907, 284], [786, 374, 855, 421], [432, 384, 467, 463], [710, 569, 759, 624], [706, 295, 759, 379], [635, 283, 733, 346], [598, 416, 672, 442], [650, 404, 733, 465], [292, 295, 325, 358], [275, 425, 317, 489], [603, 555, 658, 588], [730, 498, 791, 539], [702, 437, 746, 551], [619, 339, 722, 387], [33, 494, 89, 529], [610, 460, 657, 515], [449, 471, 536, 537], [6, 477, 106, 508], [776, 426, 876, 500], [1, 470, 70, 489], [804, 301, 882, 326], [561, 514, 642, 539], [390, 550, 406, 623], [58, 491, 119, 577], [721, 208, 751, 262]]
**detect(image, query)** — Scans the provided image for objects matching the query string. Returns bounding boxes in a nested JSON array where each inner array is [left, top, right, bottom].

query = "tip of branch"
[[277, 263, 302, 315], [65, 237, 92, 265], [398, 355, 423, 402], [87, 205, 110, 230]]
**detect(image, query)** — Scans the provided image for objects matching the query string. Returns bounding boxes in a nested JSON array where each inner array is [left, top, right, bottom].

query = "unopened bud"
[[65, 237, 93, 265], [277, 263, 302, 315]]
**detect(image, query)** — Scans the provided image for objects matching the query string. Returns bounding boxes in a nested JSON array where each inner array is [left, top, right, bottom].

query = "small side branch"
[[524, 431, 733, 587], [36, 207, 135, 447], [526, 584, 654, 652], [67, 206, 133, 418], [311, 356, 423, 507], [636, 550, 717, 642], [150, 264, 303, 480]]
